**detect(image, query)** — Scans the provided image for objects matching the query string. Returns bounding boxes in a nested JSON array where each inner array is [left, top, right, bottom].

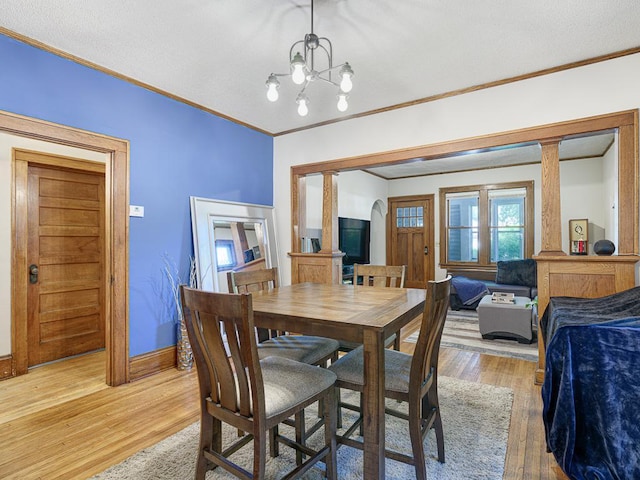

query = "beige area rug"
[[407, 309, 538, 362], [91, 376, 513, 480]]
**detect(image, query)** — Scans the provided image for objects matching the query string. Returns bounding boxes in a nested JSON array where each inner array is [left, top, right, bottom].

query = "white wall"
[[0, 133, 108, 356], [304, 170, 389, 257], [274, 53, 640, 286]]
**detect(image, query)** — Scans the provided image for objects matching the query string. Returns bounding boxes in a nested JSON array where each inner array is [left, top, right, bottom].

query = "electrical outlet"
[[129, 205, 144, 217]]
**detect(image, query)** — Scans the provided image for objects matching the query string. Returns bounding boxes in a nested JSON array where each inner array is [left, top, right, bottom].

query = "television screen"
[[339, 217, 370, 265]]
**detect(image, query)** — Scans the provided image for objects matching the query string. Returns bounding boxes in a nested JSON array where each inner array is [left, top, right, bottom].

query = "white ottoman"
[[477, 295, 534, 344]]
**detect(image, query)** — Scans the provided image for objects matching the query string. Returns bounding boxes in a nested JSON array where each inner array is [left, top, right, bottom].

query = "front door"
[[27, 161, 106, 366], [388, 195, 434, 289]]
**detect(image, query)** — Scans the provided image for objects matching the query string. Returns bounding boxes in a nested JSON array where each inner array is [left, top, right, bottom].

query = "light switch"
[[129, 205, 144, 217]]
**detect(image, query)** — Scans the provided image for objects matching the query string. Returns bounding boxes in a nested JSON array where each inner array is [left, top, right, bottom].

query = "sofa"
[[448, 259, 538, 310]]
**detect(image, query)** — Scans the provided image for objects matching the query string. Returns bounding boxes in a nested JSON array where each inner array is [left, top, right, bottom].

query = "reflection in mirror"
[[190, 197, 280, 292]]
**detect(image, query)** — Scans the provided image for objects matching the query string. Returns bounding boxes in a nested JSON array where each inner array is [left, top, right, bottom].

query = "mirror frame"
[[190, 197, 281, 292]]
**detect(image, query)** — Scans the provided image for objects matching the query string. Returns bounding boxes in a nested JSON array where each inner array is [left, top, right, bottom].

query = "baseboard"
[[129, 346, 176, 382], [0, 355, 14, 380]]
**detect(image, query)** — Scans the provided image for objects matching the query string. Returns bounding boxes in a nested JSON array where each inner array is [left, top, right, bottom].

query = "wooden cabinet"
[[533, 255, 638, 384]]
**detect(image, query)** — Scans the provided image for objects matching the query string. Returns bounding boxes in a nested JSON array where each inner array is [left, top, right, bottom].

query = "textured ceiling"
[[1, 0, 640, 136]]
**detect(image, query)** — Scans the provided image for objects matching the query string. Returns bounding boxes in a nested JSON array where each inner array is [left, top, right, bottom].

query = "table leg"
[[361, 329, 385, 479]]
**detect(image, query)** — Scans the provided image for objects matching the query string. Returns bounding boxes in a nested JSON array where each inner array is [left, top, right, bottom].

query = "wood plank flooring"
[[0, 340, 569, 479]]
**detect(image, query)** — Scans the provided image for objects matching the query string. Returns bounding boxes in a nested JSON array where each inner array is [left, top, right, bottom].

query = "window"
[[215, 239, 236, 271], [440, 181, 533, 268], [396, 206, 424, 227]]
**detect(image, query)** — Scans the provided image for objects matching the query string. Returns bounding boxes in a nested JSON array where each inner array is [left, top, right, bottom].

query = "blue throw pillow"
[[495, 259, 537, 287]]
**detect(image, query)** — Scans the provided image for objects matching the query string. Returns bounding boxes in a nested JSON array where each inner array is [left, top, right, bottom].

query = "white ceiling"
[[1, 0, 640, 137]]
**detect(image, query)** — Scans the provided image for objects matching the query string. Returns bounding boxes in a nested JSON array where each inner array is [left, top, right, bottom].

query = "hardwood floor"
[[0, 342, 569, 479]]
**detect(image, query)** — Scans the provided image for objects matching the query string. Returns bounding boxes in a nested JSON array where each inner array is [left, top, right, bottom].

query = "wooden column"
[[290, 171, 343, 284], [617, 122, 639, 254], [538, 139, 565, 256], [320, 171, 340, 254]]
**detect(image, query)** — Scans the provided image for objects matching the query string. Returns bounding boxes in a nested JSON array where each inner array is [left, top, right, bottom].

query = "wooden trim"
[[11, 149, 106, 173], [276, 49, 640, 136], [129, 346, 177, 382], [4, 109, 130, 386], [291, 110, 638, 271], [438, 181, 534, 268], [291, 110, 637, 176], [0, 355, 13, 380], [0, 27, 270, 137], [4, 25, 638, 138]]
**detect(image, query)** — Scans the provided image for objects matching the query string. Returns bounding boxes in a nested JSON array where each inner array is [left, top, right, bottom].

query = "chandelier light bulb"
[[337, 93, 349, 112], [265, 75, 280, 102], [339, 63, 354, 93], [296, 94, 309, 116], [291, 52, 306, 85]]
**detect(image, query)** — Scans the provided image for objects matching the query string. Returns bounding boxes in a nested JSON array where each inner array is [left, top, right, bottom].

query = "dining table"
[[250, 281, 426, 479]]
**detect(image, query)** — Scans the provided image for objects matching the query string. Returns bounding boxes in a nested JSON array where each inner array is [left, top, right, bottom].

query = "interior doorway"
[[3, 111, 130, 386]]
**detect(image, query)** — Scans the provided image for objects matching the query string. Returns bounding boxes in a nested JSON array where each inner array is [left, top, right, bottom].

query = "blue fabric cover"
[[541, 288, 640, 480], [495, 259, 537, 287], [450, 276, 489, 306]]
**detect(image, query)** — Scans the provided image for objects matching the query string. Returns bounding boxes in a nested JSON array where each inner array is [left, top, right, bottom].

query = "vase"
[[176, 315, 194, 370], [593, 239, 615, 256]]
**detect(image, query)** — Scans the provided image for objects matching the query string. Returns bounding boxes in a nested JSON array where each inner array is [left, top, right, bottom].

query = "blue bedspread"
[[541, 289, 640, 480]]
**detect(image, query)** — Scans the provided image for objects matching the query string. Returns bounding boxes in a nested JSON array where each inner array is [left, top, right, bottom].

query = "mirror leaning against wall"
[[189, 197, 281, 293]]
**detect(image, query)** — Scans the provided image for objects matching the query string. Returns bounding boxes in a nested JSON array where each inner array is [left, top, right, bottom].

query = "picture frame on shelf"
[[569, 218, 588, 255]]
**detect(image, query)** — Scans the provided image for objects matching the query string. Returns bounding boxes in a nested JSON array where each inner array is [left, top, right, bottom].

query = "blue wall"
[[0, 34, 274, 356]]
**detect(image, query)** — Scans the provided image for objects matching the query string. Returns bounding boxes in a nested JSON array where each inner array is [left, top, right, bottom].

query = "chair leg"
[[408, 401, 427, 480], [269, 425, 279, 458], [294, 410, 306, 465], [336, 388, 342, 429], [427, 385, 445, 463], [434, 410, 445, 463], [253, 429, 267, 479], [393, 331, 401, 350], [196, 414, 217, 480], [358, 394, 365, 437], [324, 387, 338, 480]]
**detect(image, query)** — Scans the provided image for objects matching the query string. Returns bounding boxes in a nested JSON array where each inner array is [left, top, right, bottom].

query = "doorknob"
[[424, 246, 429, 255], [29, 264, 39, 284]]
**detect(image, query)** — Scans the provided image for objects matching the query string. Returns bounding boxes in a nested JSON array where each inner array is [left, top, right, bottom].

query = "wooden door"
[[27, 164, 106, 366], [388, 195, 434, 289]]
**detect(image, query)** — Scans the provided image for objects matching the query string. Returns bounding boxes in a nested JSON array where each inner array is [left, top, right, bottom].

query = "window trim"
[[439, 180, 534, 270]]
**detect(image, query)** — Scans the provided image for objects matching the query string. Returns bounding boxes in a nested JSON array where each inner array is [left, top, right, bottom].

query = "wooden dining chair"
[[227, 267, 340, 463], [227, 267, 340, 367], [180, 286, 338, 480], [328, 276, 451, 480], [339, 263, 407, 352]]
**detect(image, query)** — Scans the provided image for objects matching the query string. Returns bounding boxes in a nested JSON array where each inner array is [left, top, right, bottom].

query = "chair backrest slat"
[[180, 286, 264, 419], [353, 264, 406, 288], [410, 276, 451, 391]]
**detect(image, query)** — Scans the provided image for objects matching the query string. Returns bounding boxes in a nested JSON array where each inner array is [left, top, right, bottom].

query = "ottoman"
[[477, 295, 534, 344]]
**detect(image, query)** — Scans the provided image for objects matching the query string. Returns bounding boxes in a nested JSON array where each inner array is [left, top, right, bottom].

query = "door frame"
[[5, 110, 130, 386], [387, 194, 435, 286]]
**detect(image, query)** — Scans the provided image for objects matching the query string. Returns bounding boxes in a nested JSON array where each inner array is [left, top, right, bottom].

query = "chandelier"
[[265, 0, 354, 117]]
